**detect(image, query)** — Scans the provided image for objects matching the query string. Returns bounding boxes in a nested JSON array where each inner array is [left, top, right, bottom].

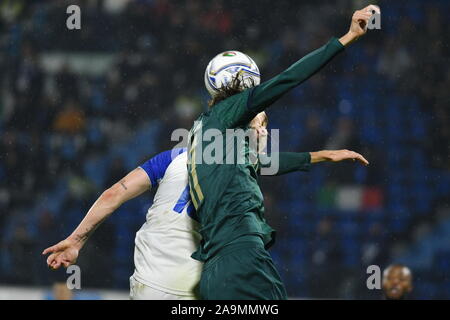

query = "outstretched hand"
[[42, 238, 79, 270], [349, 5, 380, 37], [339, 4, 380, 46], [311, 150, 369, 166], [326, 149, 369, 166]]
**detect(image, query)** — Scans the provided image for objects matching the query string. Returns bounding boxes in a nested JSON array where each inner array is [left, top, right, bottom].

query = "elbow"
[[101, 186, 122, 210]]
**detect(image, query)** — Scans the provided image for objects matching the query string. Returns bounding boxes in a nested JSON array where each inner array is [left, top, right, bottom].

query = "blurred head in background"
[[382, 264, 413, 300]]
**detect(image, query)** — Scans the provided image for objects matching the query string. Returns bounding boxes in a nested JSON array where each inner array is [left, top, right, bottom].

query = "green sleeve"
[[259, 152, 311, 176], [248, 37, 344, 112], [211, 37, 344, 129]]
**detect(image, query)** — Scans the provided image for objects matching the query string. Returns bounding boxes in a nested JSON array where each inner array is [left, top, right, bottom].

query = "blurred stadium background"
[[0, 0, 449, 299]]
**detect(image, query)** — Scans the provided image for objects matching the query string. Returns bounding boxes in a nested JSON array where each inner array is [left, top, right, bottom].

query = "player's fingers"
[[353, 12, 371, 22], [353, 16, 370, 31], [354, 10, 372, 17], [47, 251, 64, 266], [356, 154, 369, 166], [42, 245, 57, 255], [43, 242, 67, 255], [48, 261, 59, 270], [350, 151, 369, 166], [355, 10, 373, 18], [46, 253, 58, 266], [364, 4, 380, 14], [51, 256, 64, 269], [46, 253, 55, 265], [62, 260, 72, 268]]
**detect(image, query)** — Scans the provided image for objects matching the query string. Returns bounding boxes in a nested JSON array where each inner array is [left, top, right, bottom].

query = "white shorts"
[[129, 276, 196, 300]]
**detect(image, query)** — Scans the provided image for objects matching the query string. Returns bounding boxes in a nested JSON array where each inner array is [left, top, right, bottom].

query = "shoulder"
[[140, 148, 187, 186], [209, 89, 254, 128]]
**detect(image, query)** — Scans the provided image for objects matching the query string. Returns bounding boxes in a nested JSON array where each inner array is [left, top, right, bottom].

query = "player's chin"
[[387, 288, 404, 299]]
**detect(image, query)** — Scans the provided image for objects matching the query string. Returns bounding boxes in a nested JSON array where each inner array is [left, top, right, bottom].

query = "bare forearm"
[[310, 150, 369, 165], [67, 189, 122, 250], [310, 151, 329, 163], [42, 168, 150, 269], [338, 31, 359, 47], [66, 169, 150, 249]]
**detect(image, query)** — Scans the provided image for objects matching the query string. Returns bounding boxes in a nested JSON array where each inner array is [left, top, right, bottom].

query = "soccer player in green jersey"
[[187, 5, 379, 299]]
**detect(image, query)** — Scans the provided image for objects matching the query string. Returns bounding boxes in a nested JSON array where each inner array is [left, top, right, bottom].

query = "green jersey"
[[188, 37, 344, 261]]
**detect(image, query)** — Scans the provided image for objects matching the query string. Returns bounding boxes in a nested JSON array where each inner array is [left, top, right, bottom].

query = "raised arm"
[[248, 38, 344, 111], [247, 5, 379, 112], [42, 168, 150, 269]]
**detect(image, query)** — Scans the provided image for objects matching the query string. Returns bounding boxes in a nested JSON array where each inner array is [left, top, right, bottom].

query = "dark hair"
[[208, 75, 255, 108]]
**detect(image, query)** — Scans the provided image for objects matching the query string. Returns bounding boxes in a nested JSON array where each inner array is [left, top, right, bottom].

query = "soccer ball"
[[204, 51, 260, 97]]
